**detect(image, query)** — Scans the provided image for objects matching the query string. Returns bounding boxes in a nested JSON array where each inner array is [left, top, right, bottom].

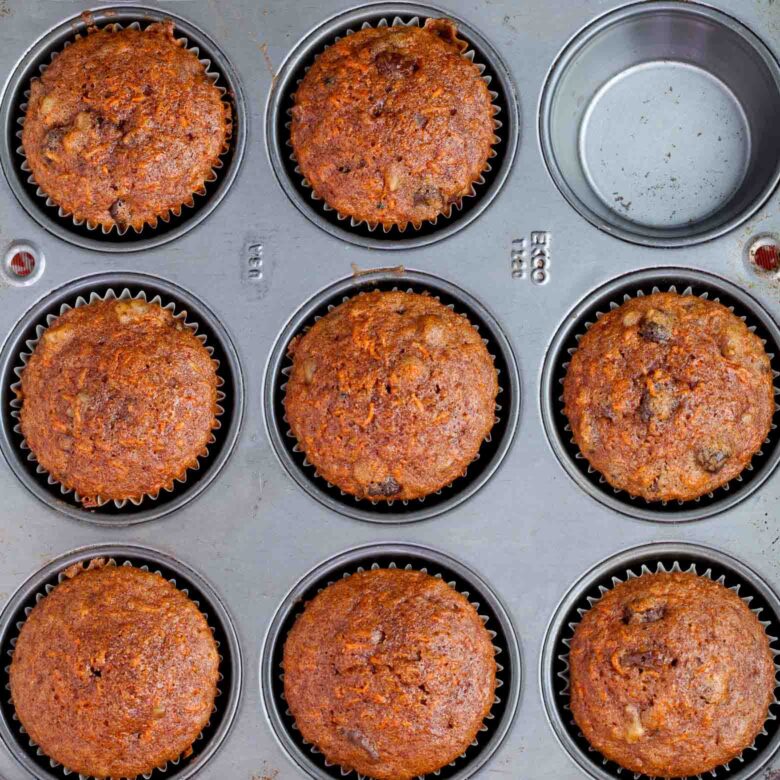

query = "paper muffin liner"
[[555, 559, 780, 780], [558, 283, 780, 507], [9, 287, 226, 509], [3, 556, 225, 780], [286, 15, 503, 234], [15, 20, 233, 236], [278, 559, 505, 779], [280, 285, 503, 507]]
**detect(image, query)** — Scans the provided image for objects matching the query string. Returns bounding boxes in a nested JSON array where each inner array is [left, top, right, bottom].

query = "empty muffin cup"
[[540, 1, 780, 247]]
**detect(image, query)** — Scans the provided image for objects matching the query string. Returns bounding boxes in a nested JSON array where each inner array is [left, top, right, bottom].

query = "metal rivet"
[[749, 235, 780, 273], [2, 242, 44, 287]]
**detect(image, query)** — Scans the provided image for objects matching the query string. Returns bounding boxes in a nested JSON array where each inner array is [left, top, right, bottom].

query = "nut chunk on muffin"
[[562, 291, 774, 501], [284, 290, 498, 501], [283, 568, 496, 780], [22, 21, 231, 232], [18, 298, 219, 506], [290, 18, 497, 229], [570, 572, 775, 777], [9, 561, 219, 779]]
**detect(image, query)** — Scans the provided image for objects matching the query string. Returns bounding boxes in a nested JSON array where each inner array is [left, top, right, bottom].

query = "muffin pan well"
[[0, 544, 242, 780], [541, 267, 780, 522], [265, 2, 519, 249], [0, 5, 247, 252], [540, 1, 780, 247], [541, 542, 780, 780], [0, 272, 244, 525], [263, 269, 520, 523], [261, 542, 521, 780]]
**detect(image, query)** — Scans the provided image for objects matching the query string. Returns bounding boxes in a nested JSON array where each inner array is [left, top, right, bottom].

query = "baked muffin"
[[290, 18, 496, 229], [569, 571, 775, 777], [283, 568, 496, 780], [18, 298, 219, 506], [22, 21, 231, 231], [562, 292, 774, 501], [284, 290, 498, 501], [9, 561, 219, 779]]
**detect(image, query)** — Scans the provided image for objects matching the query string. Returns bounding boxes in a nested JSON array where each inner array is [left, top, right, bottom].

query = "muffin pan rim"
[[538, 0, 780, 248], [539, 265, 780, 523], [264, 0, 520, 250], [0, 542, 244, 780], [259, 540, 522, 780], [539, 540, 780, 780], [0, 270, 246, 525], [0, 3, 248, 253], [261, 267, 522, 523]]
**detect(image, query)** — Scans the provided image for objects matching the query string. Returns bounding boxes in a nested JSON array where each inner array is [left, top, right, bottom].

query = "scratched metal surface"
[[0, 0, 779, 778]]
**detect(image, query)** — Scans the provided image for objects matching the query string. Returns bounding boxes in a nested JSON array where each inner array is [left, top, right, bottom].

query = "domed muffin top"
[[9, 562, 219, 779], [19, 298, 219, 505], [284, 290, 498, 501], [570, 571, 775, 777], [562, 292, 774, 501], [283, 568, 496, 779], [290, 19, 496, 229], [22, 22, 231, 231]]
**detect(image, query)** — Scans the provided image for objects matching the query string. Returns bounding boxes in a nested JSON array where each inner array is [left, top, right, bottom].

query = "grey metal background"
[[0, 0, 779, 778]]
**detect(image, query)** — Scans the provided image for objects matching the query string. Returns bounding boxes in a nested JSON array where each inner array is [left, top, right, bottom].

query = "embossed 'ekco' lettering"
[[510, 231, 551, 284]]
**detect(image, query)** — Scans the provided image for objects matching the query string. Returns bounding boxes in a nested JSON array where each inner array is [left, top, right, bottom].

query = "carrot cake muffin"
[[22, 21, 231, 231], [283, 568, 496, 779], [284, 290, 498, 501], [18, 298, 219, 506], [290, 18, 496, 229], [569, 571, 775, 777], [562, 292, 774, 501], [9, 561, 219, 779]]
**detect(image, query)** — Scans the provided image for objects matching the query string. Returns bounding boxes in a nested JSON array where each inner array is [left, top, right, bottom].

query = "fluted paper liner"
[[9, 287, 226, 509], [3, 557, 224, 780], [15, 20, 233, 236], [277, 559, 505, 780], [286, 15, 502, 234]]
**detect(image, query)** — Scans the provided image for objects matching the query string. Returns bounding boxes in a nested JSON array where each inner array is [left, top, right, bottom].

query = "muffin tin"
[[1, 1, 780, 778]]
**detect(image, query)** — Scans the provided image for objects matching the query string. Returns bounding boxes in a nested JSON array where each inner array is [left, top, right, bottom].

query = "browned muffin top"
[[562, 292, 774, 502], [22, 22, 231, 231], [9, 562, 219, 779], [570, 572, 775, 777], [283, 568, 496, 780], [284, 290, 498, 501], [19, 298, 218, 506], [290, 19, 496, 229]]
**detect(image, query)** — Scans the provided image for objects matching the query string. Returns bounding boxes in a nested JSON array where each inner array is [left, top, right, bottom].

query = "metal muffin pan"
[[1, 0, 780, 778], [0, 544, 243, 780]]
